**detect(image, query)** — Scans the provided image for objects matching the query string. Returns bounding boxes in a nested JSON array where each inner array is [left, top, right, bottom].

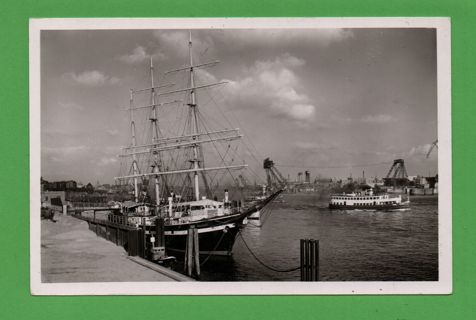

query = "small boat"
[[246, 185, 268, 226], [329, 188, 410, 210]]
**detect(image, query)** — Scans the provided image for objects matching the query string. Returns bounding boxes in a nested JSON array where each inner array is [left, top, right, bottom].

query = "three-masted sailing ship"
[[114, 32, 284, 258]]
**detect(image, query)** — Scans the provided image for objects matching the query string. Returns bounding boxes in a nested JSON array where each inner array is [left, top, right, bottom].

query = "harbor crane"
[[263, 158, 287, 190], [383, 159, 409, 187], [426, 140, 438, 158]]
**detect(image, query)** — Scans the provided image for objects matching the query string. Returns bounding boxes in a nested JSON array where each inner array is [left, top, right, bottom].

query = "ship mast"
[[150, 57, 161, 206], [116, 32, 248, 198], [129, 89, 139, 202], [188, 32, 201, 201]]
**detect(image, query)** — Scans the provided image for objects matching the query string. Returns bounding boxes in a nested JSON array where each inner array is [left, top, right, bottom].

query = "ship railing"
[[107, 214, 137, 227]]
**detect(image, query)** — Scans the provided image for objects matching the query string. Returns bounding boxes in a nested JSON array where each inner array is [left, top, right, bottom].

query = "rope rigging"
[[275, 161, 394, 169], [237, 231, 300, 273]]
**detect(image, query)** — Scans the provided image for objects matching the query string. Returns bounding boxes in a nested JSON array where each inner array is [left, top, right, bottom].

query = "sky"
[[41, 28, 438, 185]]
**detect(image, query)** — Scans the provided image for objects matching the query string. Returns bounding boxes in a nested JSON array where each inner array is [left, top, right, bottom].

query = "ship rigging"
[[113, 31, 284, 259]]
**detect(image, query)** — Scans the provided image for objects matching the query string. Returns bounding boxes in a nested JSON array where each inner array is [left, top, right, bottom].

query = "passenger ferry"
[[329, 189, 409, 210]]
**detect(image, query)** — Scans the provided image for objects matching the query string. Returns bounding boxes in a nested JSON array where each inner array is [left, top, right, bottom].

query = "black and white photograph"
[[30, 18, 451, 295]]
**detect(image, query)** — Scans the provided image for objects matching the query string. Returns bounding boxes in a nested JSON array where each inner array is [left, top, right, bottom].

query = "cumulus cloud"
[[107, 129, 119, 136], [194, 68, 218, 84], [226, 29, 354, 48], [119, 46, 166, 64], [92, 157, 119, 166], [44, 145, 90, 156], [153, 29, 352, 60], [408, 144, 433, 157], [255, 53, 306, 70], [360, 114, 396, 123], [224, 54, 316, 122], [63, 70, 120, 86], [119, 46, 148, 64], [43, 145, 90, 163], [295, 141, 337, 151], [153, 31, 213, 59], [289, 104, 315, 120]]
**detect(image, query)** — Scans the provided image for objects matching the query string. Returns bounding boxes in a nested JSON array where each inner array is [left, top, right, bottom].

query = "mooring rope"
[[237, 231, 300, 273], [200, 230, 227, 267]]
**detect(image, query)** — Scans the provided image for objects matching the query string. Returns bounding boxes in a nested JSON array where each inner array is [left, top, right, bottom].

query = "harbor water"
[[199, 193, 438, 281]]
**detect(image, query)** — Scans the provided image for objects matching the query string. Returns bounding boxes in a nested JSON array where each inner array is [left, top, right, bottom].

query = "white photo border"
[[30, 17, 452, 295]]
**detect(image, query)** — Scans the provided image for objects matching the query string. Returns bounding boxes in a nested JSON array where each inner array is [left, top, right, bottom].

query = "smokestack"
[[168, 197, 173, 217], [305, 170, 310, 184], [224, 189, 229, 202]]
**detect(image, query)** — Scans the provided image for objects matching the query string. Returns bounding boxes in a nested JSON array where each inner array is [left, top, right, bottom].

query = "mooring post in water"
[[186, 226, 194, 277], [300, 239, 319, 281], [94, 211, 99, 235], [142, 217, 147, 258], [193, 227, 200, 277], [156, 217, 165, 247], [300, 239, 304, 280]]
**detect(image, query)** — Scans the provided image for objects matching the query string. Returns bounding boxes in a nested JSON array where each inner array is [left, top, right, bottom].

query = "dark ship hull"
[[163, 190, 282, 257]]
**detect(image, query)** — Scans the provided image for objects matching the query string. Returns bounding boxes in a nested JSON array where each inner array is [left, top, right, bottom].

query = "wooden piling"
[[186, 227, 194, 277], [142, 218, 146, 258], [94, 211, 98, 235], [193, 228, 200, 277], [315, 240, 319, 280], [301, 239, 319, 281], [156, 217, 165, 247], [300, 239, 305, 280]]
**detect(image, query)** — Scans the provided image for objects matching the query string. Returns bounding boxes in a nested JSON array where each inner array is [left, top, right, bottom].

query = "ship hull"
[[247, 210, 262, 226], [160, 190, 283, 258], [164, 224, 241, 257]]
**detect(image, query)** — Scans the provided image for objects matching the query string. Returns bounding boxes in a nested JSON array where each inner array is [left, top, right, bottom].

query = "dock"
[[41, 214, 192, 282]]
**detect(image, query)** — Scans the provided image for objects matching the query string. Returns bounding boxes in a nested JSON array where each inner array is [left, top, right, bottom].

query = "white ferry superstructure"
[[329, 189, 409, 210]]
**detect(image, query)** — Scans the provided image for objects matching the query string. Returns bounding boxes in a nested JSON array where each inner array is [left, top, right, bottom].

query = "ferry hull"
[[329, 202, 410, 210]]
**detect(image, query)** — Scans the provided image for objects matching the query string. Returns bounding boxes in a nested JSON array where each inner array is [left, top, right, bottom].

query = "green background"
[[0, 0, 474, 319]]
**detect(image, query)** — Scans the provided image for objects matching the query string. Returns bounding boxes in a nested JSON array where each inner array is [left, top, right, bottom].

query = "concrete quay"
[[41, 214, 190, 282]]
